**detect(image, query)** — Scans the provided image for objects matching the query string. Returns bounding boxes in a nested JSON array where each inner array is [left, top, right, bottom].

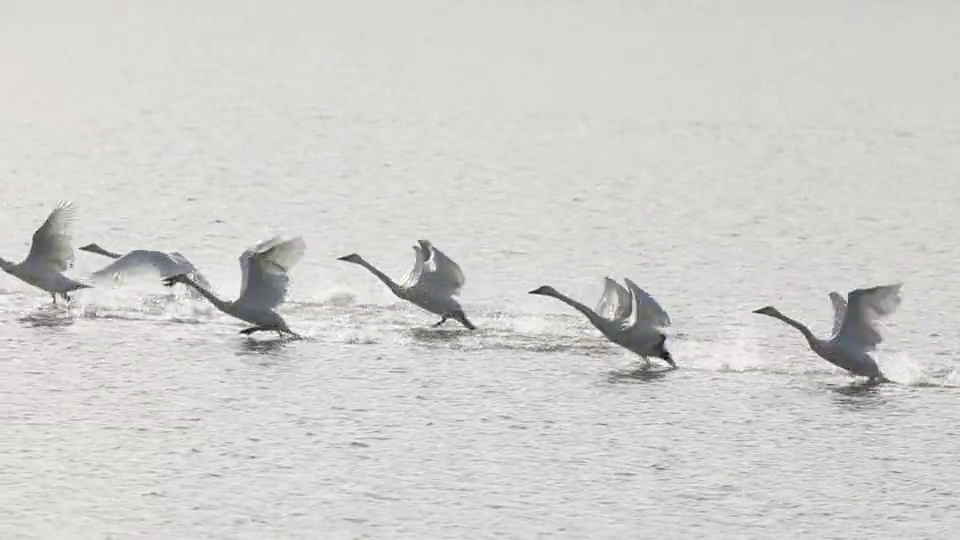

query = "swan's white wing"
[[828, 292, 847, 337], [595, 277, 633, 321], [623, 278, 671, 328], [399, 245, 425, 289], [833, 283, 901, 351], [26, 200, 76, 272], [235, 236, 306, 309], [90, 250, 212, 291], [417, 240, 465, 296]]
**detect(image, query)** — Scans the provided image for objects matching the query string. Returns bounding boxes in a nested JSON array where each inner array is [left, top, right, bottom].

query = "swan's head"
[[337, 253, 364, 264], [162, 273, 190, 288], [752, 306, 783, 318], [528, 285, 559, 297], [78, 243, 107, 255]]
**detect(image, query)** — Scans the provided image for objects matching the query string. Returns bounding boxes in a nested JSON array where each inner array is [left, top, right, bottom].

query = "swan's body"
[[338, 240, 476, 329], [529, 277, 675, 368], [0, 200, 91, 303], [163, 236, 306, 337], [753, 284, 902, 383], [80, 243, 212, 297]]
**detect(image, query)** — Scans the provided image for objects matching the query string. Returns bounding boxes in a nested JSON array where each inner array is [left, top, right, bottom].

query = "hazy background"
[[2, 1, 959, 539]]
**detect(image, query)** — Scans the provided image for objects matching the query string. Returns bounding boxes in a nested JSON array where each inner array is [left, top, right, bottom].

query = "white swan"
[[529, 277, 675, 368], [753, 283, 902, 383], [337, 239, 476, 329], [80, 243, 212, 297], [162, 236, 306, 338], [0, 200, 91, 303]]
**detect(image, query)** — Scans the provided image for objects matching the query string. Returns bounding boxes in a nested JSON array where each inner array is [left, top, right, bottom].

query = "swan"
[[529, 277, 675, 368], [161, 236, 306, 338], [753, 283, 902, 383], [80, 243, 212, 297], [0, 200, 91, 303], [337, 239, 476, 329]]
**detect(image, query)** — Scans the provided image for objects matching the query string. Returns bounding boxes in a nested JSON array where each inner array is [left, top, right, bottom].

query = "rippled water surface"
[[3, 1, 960, 539]]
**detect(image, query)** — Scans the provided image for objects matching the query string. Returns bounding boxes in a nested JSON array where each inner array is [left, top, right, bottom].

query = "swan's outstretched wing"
[[26, 200, 76, 272], [828, 292, 847, 336], [91, 250, 212, 290], [833, 284, 901, 351], [235, 236, 307, 309], [623, 278, 671, 328], [595, 277, 633, 321], [417, 240, 465, 296], [399, 245, 426, 288]]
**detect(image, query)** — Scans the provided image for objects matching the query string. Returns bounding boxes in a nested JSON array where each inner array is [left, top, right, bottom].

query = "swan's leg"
[[62, 293, 72, 302], [432, 315, 449, 327], [50, 293, 57, 305]]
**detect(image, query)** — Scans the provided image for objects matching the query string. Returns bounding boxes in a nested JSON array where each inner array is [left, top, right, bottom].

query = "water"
[[2, 1, 960, 538]]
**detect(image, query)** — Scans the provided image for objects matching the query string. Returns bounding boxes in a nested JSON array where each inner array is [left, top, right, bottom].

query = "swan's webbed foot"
[[455, 312, 477, 330]]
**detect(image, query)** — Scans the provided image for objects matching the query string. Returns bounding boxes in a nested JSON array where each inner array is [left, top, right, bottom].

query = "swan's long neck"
[[88, 245, 123, 259], [768, 311, 818, 345], [0, 256, 12, 273], [545, 291, 609, 332], [178, 275, 232, 313], [355, 258, 403, 297]]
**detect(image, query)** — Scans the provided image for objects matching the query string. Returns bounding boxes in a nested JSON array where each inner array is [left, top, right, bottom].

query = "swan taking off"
[[753, 283, 902, 383], [80, 243, 212, 297], [529, 277, 675, 368], [162, 236, 306, 338], [0, 200, 91, 303], [337, 240, 476, 330]]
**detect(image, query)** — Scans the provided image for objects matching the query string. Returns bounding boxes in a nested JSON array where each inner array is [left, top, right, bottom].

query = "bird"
[[337, 239, 476, 330], [528, 277, 675, 368], [0, 200, 91, 303], [161, 236, 306, 338], [79, 242, 212, 297], [752, 283, 902, 384]]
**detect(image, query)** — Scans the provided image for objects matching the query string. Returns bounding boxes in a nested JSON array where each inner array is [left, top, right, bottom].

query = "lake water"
[[2, 1, 960, 539]]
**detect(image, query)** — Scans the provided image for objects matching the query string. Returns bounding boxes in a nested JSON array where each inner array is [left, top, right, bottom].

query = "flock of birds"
[[1, 201, 903, 384]]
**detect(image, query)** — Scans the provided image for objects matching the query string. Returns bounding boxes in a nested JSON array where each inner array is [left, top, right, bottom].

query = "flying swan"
[[80, 242, 212, 297], [529, 277, 676, 368], [0, 200, 91, 303], [753, 283, 902, 383], [337, 240, 476, 329], [162, 236, 306, 338]]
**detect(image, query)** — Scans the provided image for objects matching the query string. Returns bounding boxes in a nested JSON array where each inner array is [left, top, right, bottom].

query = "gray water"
[[3, 1, 960, 539]]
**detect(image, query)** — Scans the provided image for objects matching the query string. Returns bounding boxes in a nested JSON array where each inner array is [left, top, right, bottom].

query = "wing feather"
[[828, 292, 847, 337], [26, 200, 76, 272], [416, 240, 465, 296], [235, 236, 306, 309], [623, 277, 671, 328], [595, 277, 632, 321], [833, 283, 901, 351]]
